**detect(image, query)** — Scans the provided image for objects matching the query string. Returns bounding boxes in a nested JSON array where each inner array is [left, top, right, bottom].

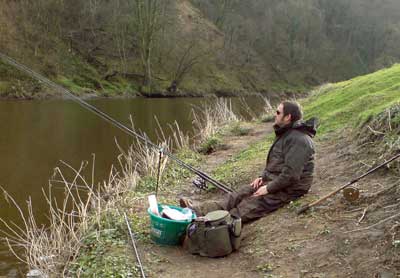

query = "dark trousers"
[[195, 185, 301, 223]]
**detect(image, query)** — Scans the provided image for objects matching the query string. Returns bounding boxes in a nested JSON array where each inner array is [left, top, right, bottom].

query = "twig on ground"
[[345, 208, 364, 213], [345, 212, 400, 233], [383, 203, 400, 210], [390, 222, 400, 243], [366, 181, 399, 198], [366, 125, 385, 135], [359, 161, 372, 168], [357, 206, 369, 225]]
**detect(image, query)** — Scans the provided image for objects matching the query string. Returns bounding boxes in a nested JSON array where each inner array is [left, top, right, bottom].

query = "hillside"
[[0, 0, 275, 99], [2, 0, 400, 99]]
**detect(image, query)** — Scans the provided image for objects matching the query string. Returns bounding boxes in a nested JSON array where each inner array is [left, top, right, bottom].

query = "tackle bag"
[[185, 210, 242, 257]]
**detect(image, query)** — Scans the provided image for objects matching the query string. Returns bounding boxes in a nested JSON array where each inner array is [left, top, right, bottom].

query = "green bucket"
[[148, 205, 196, 245]]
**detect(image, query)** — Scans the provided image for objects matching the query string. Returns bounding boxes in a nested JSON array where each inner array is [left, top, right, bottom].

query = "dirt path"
[[140, 125, 399, 278]]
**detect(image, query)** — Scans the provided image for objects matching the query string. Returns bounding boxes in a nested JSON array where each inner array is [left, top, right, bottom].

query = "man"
[[181, 101, 317, 223]]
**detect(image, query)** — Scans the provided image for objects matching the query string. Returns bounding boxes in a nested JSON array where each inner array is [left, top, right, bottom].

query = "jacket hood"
[[273, 117, 318, 137], [292, 117, 318, 137]]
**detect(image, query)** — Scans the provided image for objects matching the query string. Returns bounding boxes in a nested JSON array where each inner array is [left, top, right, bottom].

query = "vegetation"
[[301, 64, 400, 171], [196, 136, 223, 155], [213, 136, 274, 187], [193, 0, 400, 84], [2, 1, 400, 98], [228, 122, 251, 136], [303, 65, 400, 135]]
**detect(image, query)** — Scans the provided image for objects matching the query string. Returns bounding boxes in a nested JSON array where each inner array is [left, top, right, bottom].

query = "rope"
[[0, 53, 234, 193]]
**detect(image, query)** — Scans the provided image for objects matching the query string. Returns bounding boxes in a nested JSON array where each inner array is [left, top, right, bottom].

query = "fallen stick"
[[357, 206, 368, 225], [345, 212, 400, 233]]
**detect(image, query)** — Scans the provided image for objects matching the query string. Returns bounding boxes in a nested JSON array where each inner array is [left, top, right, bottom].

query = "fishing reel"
[[342, 186, 360, 202], [192, 176, 208, 191]]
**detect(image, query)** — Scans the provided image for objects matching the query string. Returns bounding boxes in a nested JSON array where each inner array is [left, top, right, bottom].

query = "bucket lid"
[[205, 210, 229, 222]]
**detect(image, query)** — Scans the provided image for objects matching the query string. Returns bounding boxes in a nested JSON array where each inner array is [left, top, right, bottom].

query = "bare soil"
[[139, 123, 400, 278]]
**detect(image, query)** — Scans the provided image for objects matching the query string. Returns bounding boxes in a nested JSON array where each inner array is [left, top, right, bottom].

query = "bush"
[[229, 122, 251, 136], [197, 136, 223, 154], [260, 114, 274, 123]]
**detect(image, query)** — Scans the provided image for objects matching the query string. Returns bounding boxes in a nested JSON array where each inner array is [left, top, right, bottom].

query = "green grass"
[[68, 210, 140, 277], [228, 122, 252, 136], [0, 61, 44, 98], [303, 64, 400, 135], [271, 80, 310, 94], [213, 135, 274, 187]]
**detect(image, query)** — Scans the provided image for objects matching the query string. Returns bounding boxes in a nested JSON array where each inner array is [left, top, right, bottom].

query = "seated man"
[[181, 101, 317, 223]]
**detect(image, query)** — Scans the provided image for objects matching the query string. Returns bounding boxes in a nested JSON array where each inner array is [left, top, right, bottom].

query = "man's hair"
[[282, 101, 303, 123]]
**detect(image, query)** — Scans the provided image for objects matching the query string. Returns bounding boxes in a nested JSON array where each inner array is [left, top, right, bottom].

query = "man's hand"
[[250, 177, 264, 189], [252, 185, 268, 197]]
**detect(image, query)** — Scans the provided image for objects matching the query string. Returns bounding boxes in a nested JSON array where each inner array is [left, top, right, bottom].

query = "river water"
[[0, 97, 266, 276]]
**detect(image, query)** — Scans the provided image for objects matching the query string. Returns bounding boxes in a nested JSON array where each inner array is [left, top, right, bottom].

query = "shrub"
[[229, 122, 251, 136], [260, 114, 274, 123], [197, 136, 222, 154]]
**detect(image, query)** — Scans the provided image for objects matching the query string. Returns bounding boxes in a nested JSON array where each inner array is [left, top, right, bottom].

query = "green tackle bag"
[[185, 210, 242, 257]]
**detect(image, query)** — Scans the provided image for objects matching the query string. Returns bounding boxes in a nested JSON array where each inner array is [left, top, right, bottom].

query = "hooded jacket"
[[261, 118, 317, 196]]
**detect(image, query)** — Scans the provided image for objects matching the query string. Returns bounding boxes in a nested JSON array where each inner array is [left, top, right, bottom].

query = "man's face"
[[274, 103, 291, 127]]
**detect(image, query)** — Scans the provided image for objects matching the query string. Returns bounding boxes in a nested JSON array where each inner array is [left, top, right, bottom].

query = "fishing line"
[[0, 53, 233, 193]]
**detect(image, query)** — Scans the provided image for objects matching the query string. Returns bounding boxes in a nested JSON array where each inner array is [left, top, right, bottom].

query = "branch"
[[345, 212, 400, 233]]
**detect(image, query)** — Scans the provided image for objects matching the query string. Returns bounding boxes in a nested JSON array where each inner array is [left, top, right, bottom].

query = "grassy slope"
[[303, 64, 400, 134], [214, 64, 400, 182]]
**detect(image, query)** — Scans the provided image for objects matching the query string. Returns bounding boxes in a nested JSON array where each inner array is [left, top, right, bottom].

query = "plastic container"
[[148, 194, 159, 216], [148, 204, 196, 245]]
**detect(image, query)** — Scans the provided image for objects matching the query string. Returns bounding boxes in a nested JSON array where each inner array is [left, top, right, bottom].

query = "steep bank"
[[0, 1, 301, 100]]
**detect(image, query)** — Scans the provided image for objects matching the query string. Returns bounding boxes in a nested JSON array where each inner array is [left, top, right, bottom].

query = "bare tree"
[[167, 39, 209, 93], [131, 0, 165, 91]]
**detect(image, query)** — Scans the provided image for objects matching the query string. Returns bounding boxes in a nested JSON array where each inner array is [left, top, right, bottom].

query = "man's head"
[[274, 101, 303, 127]]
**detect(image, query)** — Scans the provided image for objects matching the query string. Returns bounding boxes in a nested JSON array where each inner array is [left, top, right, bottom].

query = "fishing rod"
[[0, 53, 233, 194], [123, 212, 146, 278], [297, 152, 400, 214]]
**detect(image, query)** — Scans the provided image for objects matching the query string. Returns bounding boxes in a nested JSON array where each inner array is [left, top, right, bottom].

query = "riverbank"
[[135, 65, 400, 277], [69, 100, 400, 277], [3, 63, 400, 277], [0, 49, 308, 101], [0, 65, 307, 101]]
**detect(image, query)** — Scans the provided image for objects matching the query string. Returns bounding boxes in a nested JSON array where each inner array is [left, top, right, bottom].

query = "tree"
[[130, 0, 165, 91], [167, 39, 209, 93]]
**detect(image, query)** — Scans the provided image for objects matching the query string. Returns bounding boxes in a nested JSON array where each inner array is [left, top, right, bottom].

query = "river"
[[0, 96, 266, 276]]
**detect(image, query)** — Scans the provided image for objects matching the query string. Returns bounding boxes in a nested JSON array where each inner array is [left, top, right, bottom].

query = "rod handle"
[[297, 204, 310, 215]]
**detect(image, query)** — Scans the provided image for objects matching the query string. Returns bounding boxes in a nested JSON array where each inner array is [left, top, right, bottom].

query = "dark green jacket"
[[261, 118, 317, 196]]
